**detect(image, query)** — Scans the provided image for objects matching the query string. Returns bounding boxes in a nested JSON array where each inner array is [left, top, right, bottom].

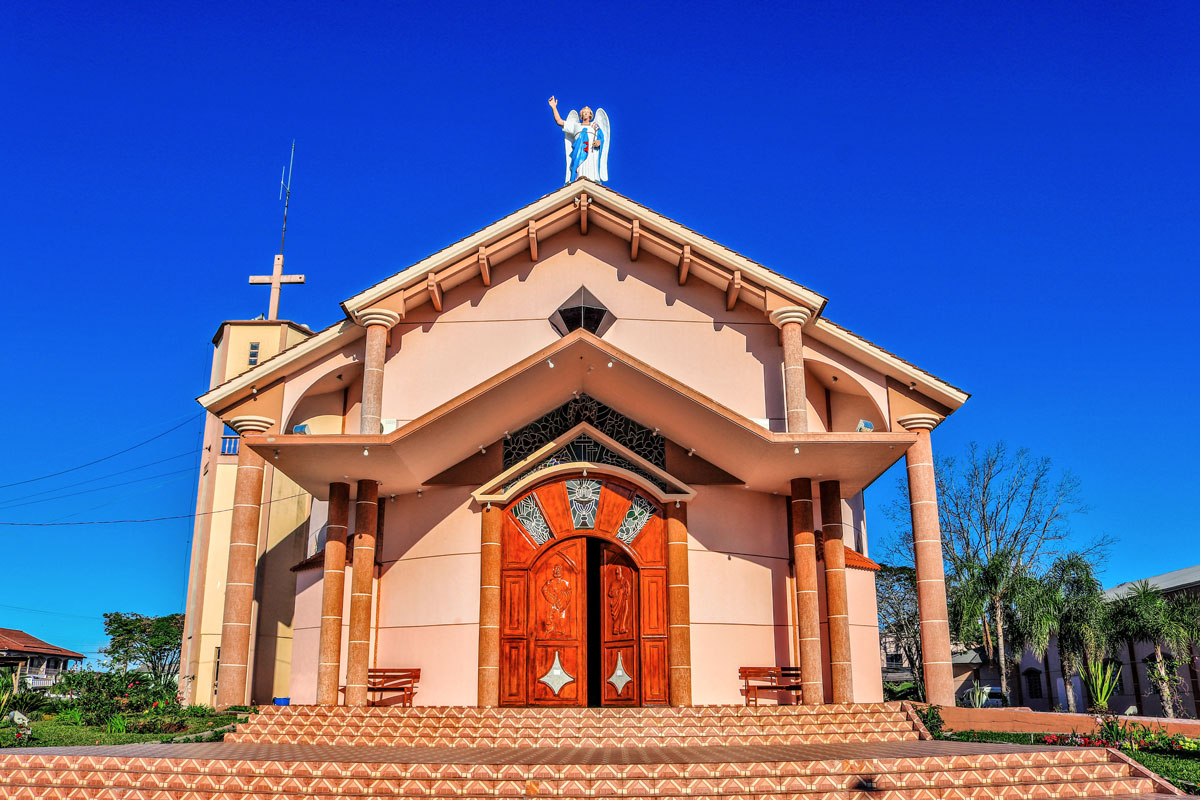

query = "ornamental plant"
[[1082, 658, 1122, 712]]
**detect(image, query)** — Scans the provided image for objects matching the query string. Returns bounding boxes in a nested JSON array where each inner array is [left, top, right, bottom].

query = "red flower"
[[152, 702, 159, 708]]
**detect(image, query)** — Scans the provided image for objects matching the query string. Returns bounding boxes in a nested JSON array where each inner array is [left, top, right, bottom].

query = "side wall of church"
[[686, 485, 882, 705], [289, 487, 481, 706], [687, 486, 794, 705]]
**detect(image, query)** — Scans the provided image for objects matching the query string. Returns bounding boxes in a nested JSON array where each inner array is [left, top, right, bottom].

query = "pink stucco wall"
[[279, 225, 890, 707]]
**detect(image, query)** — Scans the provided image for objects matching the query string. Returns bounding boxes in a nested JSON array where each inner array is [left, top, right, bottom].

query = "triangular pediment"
[[201, 182, 968, 416]]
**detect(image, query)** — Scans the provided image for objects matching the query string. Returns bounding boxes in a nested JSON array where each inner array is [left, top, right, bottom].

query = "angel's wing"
[[562, 110, 580, 184], [595, 108, 611, 182]]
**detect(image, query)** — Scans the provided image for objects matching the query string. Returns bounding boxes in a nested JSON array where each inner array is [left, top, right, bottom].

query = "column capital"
[[355, 308, 402, 329], [897, 412, 943, 432], [227, 415, 274, 435], [769, 305, 813, 329]]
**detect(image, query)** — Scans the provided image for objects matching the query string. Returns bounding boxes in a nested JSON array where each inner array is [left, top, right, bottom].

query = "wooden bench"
[[340, 668, 420, 707], [739, 666, 803, 706]]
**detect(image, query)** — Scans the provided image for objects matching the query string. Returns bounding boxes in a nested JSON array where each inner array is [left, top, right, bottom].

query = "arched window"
[[1023, 668, 1044, 700]]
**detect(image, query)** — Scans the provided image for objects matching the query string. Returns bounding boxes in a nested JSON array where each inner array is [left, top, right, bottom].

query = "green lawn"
[[946, 730, 1200, 793], [1124, 749, 1200, 794], [0, 714, 243, 748]]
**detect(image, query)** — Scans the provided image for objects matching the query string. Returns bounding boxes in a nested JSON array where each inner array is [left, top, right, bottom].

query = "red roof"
[[845, 547, 881, 572], [0, 628, 84, 659]]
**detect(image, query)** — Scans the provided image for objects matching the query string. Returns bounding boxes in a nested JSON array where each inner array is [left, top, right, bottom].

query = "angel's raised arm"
[[549, 96, 565, 128]]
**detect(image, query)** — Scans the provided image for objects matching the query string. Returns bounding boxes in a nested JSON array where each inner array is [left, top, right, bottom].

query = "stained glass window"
[[512, 494, 552, 546], [502, 434, 670, 493], [565, 478, 602, 529], [616, 495, 655, 544], [504, 394, 664, 469]]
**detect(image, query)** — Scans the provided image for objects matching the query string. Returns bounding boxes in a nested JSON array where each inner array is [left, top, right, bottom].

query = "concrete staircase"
[[0, 702, 1185, 799]]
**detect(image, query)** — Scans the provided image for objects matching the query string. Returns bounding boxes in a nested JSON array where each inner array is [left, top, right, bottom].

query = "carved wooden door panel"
[[529, 537, 587, 706], [600, 544, 639, 705]]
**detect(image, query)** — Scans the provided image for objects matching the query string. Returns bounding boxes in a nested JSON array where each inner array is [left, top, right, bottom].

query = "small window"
[[1108, 660, 1126, 694], [1024, 669, 1044, 699], [886, 652, 903, 668], [248, 342, 261, 366]]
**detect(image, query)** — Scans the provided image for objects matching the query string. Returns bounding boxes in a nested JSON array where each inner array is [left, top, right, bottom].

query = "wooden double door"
[[499, 476, 668, 706]]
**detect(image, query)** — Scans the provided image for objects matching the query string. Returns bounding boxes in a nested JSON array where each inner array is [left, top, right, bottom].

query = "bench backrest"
[[366, 668, 420, 688], [739, 666, 802, 682]]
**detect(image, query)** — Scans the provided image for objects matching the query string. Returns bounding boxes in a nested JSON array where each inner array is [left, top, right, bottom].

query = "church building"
[[179, 180, 967, 710]]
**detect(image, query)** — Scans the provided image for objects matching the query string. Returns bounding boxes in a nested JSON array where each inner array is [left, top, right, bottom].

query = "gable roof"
[[0, 628, 84, 659], [200, 181, 968, 414], [1104, 564, 1200, 599]]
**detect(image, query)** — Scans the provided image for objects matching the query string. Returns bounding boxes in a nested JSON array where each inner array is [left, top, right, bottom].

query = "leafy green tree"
[[100, 612, 185, 687], [1108, 582, 1200, 719]]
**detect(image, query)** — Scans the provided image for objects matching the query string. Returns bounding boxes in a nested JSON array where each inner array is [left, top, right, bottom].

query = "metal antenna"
[[278, 140, 295, 254], [249, 140, 305, 320]]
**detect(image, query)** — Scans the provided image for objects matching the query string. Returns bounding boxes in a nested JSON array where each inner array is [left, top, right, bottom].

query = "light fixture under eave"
[[363, 447, 370, 456], [607, 360, 613, 368], [273, 449, 279, 460], [547, 359, 555, 368], [687, 448, 695, 457], [793, 446, 800, 454]]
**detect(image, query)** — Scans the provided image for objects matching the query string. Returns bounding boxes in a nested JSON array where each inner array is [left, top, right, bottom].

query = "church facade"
[[180, 181, 967, 709]]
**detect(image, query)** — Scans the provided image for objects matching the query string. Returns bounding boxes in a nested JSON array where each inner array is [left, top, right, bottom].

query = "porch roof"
[[246, 329, 917, 500]]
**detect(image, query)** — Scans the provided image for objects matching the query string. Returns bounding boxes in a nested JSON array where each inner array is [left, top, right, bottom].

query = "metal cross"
[[249, 254, 305, 320]]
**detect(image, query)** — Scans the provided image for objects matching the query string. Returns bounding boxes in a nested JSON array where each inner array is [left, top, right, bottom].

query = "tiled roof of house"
[[0, 628, 84, 659]]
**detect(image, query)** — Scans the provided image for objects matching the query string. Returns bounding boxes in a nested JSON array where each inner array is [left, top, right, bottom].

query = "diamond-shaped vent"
[[549, 287, 614, 337]]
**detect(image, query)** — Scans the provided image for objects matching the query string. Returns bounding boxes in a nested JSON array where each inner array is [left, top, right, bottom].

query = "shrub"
[[127, 717, 187, 734], [179, 704, 215, 718], [915, 704, 945, 738], [56, 708, 84, 727], [9, 692, 47, 715], [105, 715, 127, 734]]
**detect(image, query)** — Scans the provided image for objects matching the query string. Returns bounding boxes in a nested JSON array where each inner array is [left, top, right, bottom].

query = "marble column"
[[477, 503, 502, 706], [316, 482, 350, 705], [770, 306, 812, 433], [819, 479, 854, 703], [344, 480, 378, 706], [215, 415, 274, 709], [356, 309, 401, 435], [790, 478, 823, 705], [666, 502, 692, 706], [898, 413, 955, 707]]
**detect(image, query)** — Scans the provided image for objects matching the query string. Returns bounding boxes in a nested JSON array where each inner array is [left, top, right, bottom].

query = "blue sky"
[[2, 1, 1197, 662]]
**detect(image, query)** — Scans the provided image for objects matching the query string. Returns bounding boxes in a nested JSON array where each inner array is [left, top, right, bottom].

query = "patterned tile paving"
[[0, 705, 1189, 798]]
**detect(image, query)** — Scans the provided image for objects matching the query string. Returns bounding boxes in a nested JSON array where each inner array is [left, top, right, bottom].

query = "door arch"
[[498, 472, 668, 706]]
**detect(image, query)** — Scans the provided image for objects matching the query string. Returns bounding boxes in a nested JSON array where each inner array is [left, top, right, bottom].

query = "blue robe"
[[569, 124, 604, 181]]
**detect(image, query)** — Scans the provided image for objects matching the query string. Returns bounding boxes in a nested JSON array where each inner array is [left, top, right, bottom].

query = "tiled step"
[[229, 702, 924, 746], [224, 731, 921, 747], [0, 757, 1160, 799], [260, 705, 902, 724]]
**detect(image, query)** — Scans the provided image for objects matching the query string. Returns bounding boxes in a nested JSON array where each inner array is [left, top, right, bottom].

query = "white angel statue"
[[549, 96, 610, 183]]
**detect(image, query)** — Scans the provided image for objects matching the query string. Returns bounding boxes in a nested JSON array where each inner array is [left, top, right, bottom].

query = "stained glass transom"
[[512, 494, 552, 545], [616, 495, 655, 544], [503, 434, 669, 493], [565, 478, 602, 529], [504, 394, 664, 469]]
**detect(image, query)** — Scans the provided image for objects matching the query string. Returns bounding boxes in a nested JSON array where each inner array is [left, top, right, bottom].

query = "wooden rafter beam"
[[726, 269, 741, 311], [477, 246, 491, 287], [630, 219, 640, 261], [578, 193, 589, 234], [528, 220, 538, 262], [678, 244, 691, 285], [428, 272, 443, 312]]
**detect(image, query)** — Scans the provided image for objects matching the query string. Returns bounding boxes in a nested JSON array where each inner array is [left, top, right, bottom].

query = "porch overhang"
[[245, 330, 917, 500]]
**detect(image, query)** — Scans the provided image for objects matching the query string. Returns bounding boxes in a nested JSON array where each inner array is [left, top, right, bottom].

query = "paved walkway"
[[0, 739, 1071, 764]]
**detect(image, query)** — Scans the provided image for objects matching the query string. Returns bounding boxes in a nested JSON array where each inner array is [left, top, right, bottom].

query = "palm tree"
[[1108, 582, 1200, 719], [1045, 554, 1108, 712], [951, 548, 1027, 700]]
